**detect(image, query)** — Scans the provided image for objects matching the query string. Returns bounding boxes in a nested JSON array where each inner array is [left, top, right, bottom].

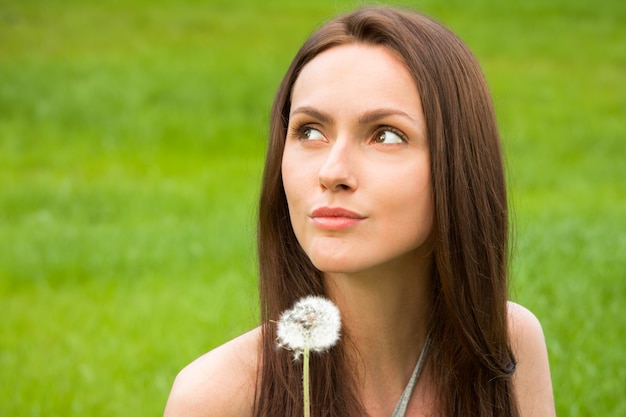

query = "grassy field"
[[1, 0, 624, 415]]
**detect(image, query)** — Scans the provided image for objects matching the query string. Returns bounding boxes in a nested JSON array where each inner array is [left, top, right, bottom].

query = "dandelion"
[[277, 296, 342, 417], [277, 295, 341, 358]]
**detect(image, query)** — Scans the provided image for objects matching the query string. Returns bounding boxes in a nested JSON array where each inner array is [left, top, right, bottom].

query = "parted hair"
[[255, 6, 518, 417]]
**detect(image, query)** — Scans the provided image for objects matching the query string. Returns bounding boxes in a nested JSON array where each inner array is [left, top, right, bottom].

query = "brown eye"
[[302, 127, 325, 141], [374, 130, 404, 144]]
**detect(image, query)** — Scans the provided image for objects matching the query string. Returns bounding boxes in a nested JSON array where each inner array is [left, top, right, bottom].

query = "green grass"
[[1, 0, 624, 415]]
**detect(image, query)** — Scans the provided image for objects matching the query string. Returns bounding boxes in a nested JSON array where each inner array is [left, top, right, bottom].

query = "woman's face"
[[282, 43, 433, 274]]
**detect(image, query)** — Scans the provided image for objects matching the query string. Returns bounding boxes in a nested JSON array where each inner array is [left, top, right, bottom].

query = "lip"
[[310, 206, 365, 230]]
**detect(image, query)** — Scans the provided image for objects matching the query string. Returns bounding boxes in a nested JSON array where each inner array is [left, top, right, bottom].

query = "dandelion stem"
[[276, 296, 341, 417], [303, 344, 310, 417]]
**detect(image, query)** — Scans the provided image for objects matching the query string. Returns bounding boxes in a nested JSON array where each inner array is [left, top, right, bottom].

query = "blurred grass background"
[[1, 0, 624, 415]]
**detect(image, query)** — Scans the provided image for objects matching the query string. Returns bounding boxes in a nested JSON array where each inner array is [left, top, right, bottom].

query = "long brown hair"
[[256, 6, 518, 417]]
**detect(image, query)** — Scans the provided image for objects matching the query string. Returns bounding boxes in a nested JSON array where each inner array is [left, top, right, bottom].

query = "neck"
[[323, 250, 432, 413]]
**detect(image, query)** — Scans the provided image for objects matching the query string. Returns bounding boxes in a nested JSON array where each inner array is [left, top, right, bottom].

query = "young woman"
[[164, 6, 555, 417]]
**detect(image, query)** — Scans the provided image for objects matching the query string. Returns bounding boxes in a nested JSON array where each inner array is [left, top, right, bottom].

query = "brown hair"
[[256, 6, 517, 417]]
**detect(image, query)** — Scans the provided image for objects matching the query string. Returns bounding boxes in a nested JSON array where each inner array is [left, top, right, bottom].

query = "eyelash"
[[289, 123, 323, 141], [288, 123, 408, 144], [373, 126, 408, 144]]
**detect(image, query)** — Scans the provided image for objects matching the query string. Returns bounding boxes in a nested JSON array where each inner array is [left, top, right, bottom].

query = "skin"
[[163, 44, 556, 417], [282, 44, 433, 277]]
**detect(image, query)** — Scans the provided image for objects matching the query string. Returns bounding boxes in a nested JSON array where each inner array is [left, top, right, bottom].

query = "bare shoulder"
[[507, 302, 556, 417], [164, 327, 261, 417]]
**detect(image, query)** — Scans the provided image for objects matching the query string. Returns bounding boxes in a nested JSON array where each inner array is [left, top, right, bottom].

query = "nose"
[[318, 139, 358, 191]]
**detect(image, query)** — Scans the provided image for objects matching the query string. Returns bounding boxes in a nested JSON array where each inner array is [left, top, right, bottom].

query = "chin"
[[309, 255, 373, 275]]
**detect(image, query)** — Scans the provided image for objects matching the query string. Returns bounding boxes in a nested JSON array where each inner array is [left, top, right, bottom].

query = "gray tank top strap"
[[391, 335, 431, 417]]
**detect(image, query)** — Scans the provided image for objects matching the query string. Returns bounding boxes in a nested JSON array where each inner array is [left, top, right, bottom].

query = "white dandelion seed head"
[[276, 295, 342, 359]]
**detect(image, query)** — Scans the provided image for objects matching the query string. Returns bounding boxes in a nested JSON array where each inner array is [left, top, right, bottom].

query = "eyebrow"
[[289, 106, 333, 123], [358, 108, 417, 125], [289, 106, 417, 125]]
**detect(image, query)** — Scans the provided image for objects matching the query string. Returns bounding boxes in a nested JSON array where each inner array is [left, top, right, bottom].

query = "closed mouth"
[[310, 207, 365, 219]]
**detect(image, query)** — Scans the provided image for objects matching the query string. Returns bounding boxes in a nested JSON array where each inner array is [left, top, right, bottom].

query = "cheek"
[[282, 145, 322, 201], [281, 150, 311, 224], [394, 187, 432, 227], [382, 166, 433, 239], [413, 174, 434, 228], [281, 152, 301, 207]]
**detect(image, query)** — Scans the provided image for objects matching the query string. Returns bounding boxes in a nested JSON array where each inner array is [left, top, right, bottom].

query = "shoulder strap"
[[391, 336, 431, 417]]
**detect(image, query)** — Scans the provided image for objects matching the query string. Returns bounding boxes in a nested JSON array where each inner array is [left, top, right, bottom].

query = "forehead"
[[290, 43, 422, 119]]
